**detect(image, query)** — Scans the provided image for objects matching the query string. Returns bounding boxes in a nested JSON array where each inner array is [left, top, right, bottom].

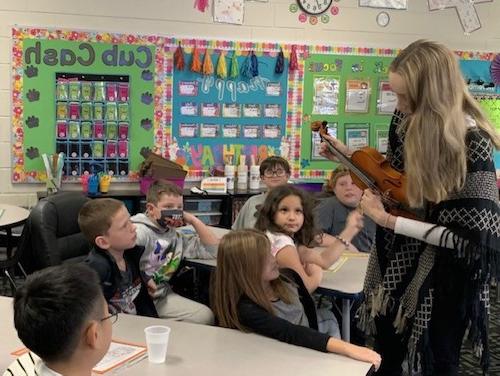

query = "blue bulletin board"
[[172, 54, 288, 172]]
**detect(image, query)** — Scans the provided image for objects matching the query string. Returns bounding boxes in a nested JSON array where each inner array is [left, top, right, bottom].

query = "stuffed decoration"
[[191, 46, 202, 73], [216, 52, 228, 79], [174, 43, 185, 71], [275, 48, 285, 74], [202, 50, 214, 76], [289, 45, 298, 71], [230, 52, 239, 79]]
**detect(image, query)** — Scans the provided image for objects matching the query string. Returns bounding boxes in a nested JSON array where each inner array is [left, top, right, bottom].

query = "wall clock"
[[297, 0, 334, 15]]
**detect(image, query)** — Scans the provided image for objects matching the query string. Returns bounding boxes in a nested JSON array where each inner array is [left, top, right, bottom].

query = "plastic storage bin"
[[191, 212, 222, 226], [184, 199, 222, 212]]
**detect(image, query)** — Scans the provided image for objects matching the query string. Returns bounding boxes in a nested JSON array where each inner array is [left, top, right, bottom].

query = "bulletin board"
[[171, 53, 289, 176], [11, 27, 500, 184], [300, 52, 397, 180]]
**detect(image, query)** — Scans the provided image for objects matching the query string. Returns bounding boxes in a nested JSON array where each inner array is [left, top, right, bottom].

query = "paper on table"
[[328, 256, 347, 272], [92, 340, 147, 374]]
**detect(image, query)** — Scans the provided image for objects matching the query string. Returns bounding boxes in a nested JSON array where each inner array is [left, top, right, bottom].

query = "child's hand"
[[147, 279, 157, 297], [345, 344, 382, 371], [182, 211, 197, 225], [345, 210, 364, 237]]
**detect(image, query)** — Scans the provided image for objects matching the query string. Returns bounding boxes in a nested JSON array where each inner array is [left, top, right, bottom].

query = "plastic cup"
[[99, 177, 111, 193], [144, 326, 170, 363]]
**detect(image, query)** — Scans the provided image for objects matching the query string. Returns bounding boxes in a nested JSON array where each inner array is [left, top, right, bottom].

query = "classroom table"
[[0, 296, 373, 375], [0, 204, 30, 259], [182, 225, 369, 341]]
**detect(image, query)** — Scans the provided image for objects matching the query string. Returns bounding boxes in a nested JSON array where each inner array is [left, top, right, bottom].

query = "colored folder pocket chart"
[[54, 73, 130, 178]]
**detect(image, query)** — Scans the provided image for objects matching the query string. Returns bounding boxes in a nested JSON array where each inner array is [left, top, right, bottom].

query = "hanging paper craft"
[[289, 45, 298, 71], [202, 50, 214, 76], [216, 52, 228, 79], [230, 52, 239, 78], [359, 0, 407, 9], [345, 80, 371, 113], [377, 80, 397, 114], [174, 43, 185, 71], [214, 0, 245, 25], [275, 48, 285, 74], [194, 0, 210, 12], [250, 51, 259, 77], [312, 77, 339, 115], [240, 52, 253, 79], [490, 54, 500, 86], [428, 0, 492, 33], [191, 46, 202, 73]]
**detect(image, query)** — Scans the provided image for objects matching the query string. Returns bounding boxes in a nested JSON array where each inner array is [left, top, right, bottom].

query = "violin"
[[311, 120, 415, 218]]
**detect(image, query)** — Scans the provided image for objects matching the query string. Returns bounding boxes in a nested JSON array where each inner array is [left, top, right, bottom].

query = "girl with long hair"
[[321, 40, 500, 375], [254, 184, 364, 293], [211, 229, 381, 370]]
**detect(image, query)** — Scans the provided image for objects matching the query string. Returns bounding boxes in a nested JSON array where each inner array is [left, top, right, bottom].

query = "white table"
[[0, 296, 373, 375], [183, 225, 369, 341], [317, 256, 369, 342], [0, 204, 30, 259]]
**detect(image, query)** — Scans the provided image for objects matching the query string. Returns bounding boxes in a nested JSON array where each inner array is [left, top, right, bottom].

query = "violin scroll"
[[311, 120, 329, 136]]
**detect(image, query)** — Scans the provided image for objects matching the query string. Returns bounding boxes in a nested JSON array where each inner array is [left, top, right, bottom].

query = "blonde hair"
[[211, 229, 291, 331], [390, 39, 500, 207]]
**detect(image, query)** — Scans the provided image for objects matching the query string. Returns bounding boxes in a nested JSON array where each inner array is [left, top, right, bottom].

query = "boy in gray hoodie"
[[131, 181, 219, 324]]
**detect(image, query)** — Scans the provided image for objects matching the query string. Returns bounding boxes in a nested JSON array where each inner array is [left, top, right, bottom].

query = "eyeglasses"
[[263, 169, 287, 178], [101, 307, 119, 324]]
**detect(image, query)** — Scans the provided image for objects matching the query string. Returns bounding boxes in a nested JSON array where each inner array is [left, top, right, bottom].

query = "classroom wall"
[[1, 0, 499, 206]]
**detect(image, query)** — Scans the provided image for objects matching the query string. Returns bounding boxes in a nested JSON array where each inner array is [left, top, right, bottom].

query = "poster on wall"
[[214, 0, 245, 25], [12, 28, 157, 183], [345, 80, 370, 113], [345, 127, 370, 151], [377, 80, 397, 114], [171, 51, 290, 173], [312, 77, 339, 115], [359, 0, 407, 9]]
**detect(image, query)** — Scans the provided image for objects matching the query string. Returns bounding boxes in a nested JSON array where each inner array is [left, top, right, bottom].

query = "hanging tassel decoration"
[[174, 42, 185, 71], [240, 51, 253, 79], [275, 48, 285, 74], [190, 46, 202, 73], [202, 49, 214, 76], [250, 51, 259, 77], [289, 45, 298, 71], [230, 52, 239, 79], [193, 0, 209, 12], [216, 52, 228, 79]]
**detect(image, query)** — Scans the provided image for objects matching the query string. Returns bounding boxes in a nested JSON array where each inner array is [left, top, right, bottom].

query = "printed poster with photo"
[[345, 80, 370, 113], [312, 77, 339, 115], [311, 123, 337, 160], [345, 127, 369, 152]]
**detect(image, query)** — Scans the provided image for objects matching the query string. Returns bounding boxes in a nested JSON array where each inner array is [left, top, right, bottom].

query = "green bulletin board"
[[300, 54, 395, 179], [17, 37, 155, 182]]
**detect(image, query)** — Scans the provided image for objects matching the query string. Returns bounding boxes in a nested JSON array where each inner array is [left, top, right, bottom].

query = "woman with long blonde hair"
[[211, 229, 381, 370], [321, 40, 500, 375]]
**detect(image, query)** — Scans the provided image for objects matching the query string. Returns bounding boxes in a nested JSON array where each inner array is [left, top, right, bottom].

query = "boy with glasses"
[[232, 156, 291, 230], [131, 181, 218, 324], [9, 264, 113, 376]]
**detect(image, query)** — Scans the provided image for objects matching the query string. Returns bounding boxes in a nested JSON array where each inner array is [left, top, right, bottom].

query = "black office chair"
[[18, 192, 92, 274]]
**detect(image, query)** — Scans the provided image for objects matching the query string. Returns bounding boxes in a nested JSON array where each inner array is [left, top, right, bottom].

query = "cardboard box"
[[139, 152, 187, 194]]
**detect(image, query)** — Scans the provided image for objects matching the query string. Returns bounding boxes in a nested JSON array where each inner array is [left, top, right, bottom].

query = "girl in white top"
[[254, 184, 364, 293]]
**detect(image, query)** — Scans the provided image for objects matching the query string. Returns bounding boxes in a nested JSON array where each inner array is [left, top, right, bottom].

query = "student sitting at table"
[[232, 156, 291, 230], [255, 184, 364, 293], [131, 181, 218, 325], [80, 198, 158, 317], [211, 229, 381, 370], [8, 264, 113, 376], [315, 165, 376, 252]]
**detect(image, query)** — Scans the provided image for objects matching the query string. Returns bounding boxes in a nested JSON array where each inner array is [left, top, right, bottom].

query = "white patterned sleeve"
[[394, 217, 467, 250]]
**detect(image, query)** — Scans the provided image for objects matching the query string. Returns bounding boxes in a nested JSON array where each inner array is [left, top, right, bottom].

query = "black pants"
[[374, 282, 468, 375]]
